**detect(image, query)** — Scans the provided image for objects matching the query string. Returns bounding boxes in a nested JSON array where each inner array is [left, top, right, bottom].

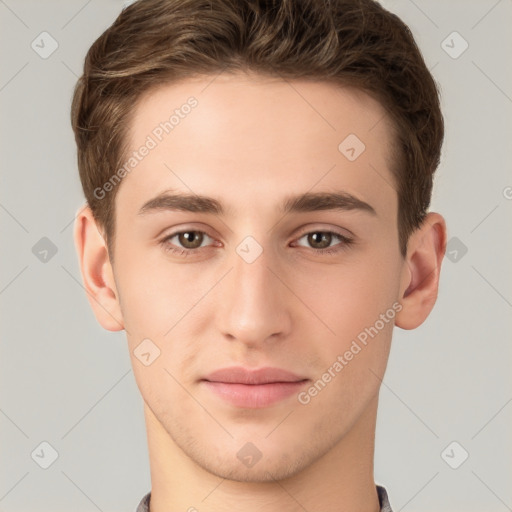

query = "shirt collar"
[[136, 485, 393, 512]]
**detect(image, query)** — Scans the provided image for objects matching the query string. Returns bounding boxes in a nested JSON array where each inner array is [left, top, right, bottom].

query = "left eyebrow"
[[282, 191, 377, 216], [137, 189, 377, 217]]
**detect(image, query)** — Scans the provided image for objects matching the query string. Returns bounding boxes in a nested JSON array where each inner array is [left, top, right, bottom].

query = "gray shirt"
[[136, 484, 393, 511]]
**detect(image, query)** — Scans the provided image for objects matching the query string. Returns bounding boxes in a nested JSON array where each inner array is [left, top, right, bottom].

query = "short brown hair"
[[71, 0, 443, 262]]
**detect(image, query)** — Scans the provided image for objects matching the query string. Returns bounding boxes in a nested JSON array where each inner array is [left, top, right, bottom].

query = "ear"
[[395, 212, 447, 330], [73, 204, 124, 332]]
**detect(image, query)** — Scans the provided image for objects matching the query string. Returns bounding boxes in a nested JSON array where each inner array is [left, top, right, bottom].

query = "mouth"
[[200, 366, 310, 408]]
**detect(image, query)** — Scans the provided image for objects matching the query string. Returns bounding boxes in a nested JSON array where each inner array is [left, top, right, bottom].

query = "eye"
[[160, 230, 216, 256], [159, 228, 354, 258], [293, 230, 354, 255]]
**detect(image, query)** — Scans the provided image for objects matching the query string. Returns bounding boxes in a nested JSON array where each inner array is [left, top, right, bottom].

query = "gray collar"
[[136, 484, 393, 511]]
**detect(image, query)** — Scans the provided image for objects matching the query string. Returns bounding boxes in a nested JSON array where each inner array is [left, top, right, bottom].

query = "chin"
[[197, 446, 313, 483]]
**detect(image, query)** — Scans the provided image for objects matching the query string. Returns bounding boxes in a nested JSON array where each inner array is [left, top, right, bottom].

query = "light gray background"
[[1, 0, 511, 510]]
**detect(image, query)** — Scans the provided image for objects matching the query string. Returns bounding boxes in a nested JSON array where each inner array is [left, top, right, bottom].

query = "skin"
[[74, 72, 447, 512]]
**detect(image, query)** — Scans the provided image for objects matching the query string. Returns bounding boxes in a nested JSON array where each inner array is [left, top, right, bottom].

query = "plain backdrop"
[[1, 0, 511, 510]]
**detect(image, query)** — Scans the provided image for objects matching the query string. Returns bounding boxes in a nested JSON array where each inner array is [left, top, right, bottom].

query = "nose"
[[215, 240, 292, 348]]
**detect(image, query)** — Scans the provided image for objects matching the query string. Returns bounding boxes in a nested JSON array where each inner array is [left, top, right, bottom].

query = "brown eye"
[[160, 230, 215, 256], [307, 232, 332, 249], [176, 231, 204, 249], [294, 230, 354, 255]]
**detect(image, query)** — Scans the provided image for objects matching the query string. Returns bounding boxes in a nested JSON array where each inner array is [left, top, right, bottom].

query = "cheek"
[[116, 254, 204, 337], [294, 252, 400, 335], [291, 247, 400, 395], [297, 311, 393, 418], [117, 264, 203, 405], [115, 257, 214, 386]]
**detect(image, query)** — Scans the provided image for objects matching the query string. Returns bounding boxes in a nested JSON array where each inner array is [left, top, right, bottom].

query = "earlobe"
[[395, 212, 447, 330], [73, 204, 124, 332]]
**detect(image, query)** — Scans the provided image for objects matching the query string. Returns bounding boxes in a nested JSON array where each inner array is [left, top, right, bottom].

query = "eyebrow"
[[138, 189, 377, 217]]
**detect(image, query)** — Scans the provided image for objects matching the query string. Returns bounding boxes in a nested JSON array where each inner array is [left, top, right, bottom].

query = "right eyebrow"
[[138, 191, 223, 216]]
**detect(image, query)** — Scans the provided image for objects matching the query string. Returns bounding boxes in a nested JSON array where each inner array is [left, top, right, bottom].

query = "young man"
[[71, 0, 447, 510]]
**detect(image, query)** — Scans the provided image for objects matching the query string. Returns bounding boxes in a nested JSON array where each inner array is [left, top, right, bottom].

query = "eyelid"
[[157, 222, 217, 238], [162, 228, 217, 248], [292, 229, 353, 252], [161, 224, 352, 242], [293, 223, 354, 240]]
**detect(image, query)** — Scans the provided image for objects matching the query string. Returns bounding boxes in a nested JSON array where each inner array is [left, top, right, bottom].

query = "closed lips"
[[202, 366, 309, 385]]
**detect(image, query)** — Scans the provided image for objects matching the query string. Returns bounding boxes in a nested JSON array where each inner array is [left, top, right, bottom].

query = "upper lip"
[[202, 366, 308, 385]]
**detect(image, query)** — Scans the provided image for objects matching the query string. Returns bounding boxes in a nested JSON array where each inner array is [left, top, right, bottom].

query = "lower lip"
[[202, 380, 309, 408]]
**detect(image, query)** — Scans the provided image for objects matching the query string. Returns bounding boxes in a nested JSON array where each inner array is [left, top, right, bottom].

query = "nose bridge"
[[216, 237, 291, 344]]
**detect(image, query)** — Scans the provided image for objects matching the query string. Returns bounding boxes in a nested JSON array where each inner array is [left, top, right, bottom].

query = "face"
[[110, 72, 405, 482]]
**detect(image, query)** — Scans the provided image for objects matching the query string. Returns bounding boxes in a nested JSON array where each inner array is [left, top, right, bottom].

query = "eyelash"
[[159, 228, 354, 257]]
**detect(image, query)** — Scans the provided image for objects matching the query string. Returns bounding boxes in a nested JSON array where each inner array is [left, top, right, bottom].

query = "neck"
[[144, 394, 381, 512]]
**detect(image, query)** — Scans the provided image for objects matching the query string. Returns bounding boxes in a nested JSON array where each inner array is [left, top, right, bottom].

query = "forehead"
[[117, 72, 397, 222]]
